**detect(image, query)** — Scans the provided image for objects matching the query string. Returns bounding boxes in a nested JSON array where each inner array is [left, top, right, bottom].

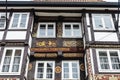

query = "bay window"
[[0, 47, 24, 75], [92, 14, 114, 30], [97, 49, 120, 72], [9, 13, 29, 29]]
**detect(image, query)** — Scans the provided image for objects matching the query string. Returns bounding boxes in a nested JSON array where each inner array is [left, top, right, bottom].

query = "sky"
[[0, 0, 119, 1]]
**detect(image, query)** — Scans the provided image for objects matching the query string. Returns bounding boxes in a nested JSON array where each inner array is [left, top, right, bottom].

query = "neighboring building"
[[0, 0, 120, 80]]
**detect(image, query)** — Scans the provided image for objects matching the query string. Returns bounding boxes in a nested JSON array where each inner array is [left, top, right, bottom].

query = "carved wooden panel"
[[36, 40, 57, 47], [63, 40, 83, 47], [57, 22, 62, 38]]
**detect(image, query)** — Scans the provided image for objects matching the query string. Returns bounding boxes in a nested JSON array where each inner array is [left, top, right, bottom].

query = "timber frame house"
[[0, 0, 120, 80]]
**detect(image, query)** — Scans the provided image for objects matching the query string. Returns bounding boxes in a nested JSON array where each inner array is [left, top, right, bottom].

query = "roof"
[[0, 1, 119, 8]]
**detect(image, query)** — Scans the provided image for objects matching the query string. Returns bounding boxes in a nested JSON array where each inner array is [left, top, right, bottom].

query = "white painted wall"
[[86, 13, 90, 26], [94, 32, 118, 42], [88, 27, 92, 41], [0, 31, 4, 40], [29, 35, 32, 48], [6, 31, 27, 40]]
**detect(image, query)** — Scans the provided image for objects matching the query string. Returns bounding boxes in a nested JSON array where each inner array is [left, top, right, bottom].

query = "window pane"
[[47, 74, 52, 78], [2, 65, 10, 72], [0, 19, 5, 28], [37, 74, 43, 78], [12, 65, 19, 72], [63, 63, 68, 67], [64, 74, 69, 78], [64, 25, 71, 37], [73, 24, 80, 37], [12, 50, 21, 72], [72, 63, 77, 67], [110, 51, 120, 69], [20, 14, 27, 27], [37, 63, 44, 78], [93, 16, 103, 28], [11, 14, 19, 28], [38, 63, 44, 67], [48, 24, 54, 36], [103, 15, 113, 29], [2, 50, 12, 72], [15, 50, 21, 56], [47, 63, 53, 68], [39, 24, 46, 36], [99, 51, 110, 69], [73, 74, 78, 78]]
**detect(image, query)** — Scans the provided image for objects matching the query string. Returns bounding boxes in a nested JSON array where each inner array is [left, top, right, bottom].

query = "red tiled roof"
[[34, 0, 103, 2]]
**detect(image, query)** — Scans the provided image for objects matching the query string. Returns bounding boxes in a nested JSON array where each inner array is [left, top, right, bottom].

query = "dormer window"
[[92, 14, 114, 30], [9, 13, 29, 29], [0, 13, 6, 29]]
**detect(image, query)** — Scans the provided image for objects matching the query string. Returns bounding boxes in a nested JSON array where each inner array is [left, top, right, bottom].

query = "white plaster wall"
[[6, 31, 27, 40], [86, 13, 90, 26], [29, 35, 32, 48], [0, 31, 4, 40], [88, 27, 92, 41], [94, 32, 118, 42]]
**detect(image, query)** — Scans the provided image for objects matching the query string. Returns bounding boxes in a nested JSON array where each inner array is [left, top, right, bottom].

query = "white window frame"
[[96, 49, 120, 73], [63, 23, 82, 38], [0, 13, 6, 29], [35, 61, 55, 80], [9, 13, 29, 29], [92, 14, 115, 30], [0, 47, 24, 75], [62, 60, 80, 80], [37, 23, 56, 38]]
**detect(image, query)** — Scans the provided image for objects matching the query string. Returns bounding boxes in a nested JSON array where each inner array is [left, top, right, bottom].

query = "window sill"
[[0, 72, 20, 75], [99, 70, 120, 73], [62, 36, 82, 38], [93, 28, 115, 31]]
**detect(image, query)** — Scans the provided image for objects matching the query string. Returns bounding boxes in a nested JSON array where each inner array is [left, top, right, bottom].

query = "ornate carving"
[[36, 41, 56, 47], [63, 40, 83, 47], [28, 63, 32, 71], [63, 53, 83, 57], [57, 22, 62, 38], [55, 66, 62, 73], [34, 53, 57, 58], [80, 63, 85, 71]]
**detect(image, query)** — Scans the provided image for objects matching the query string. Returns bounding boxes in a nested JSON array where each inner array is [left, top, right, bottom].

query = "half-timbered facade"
[[0, 0, 120, 80]]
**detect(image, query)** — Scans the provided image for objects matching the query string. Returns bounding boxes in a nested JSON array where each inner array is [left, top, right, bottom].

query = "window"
[[92, 14, 114, 30], [0, 13, 6, 29], [62, 61, 80, 80], [63, 23, 82, 38], [35, 61, 55, 80], [9, 13, 29, 29], [0, 47, 24, 75], [37, 23, 55, 38], [97, 49, 120, 72]]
